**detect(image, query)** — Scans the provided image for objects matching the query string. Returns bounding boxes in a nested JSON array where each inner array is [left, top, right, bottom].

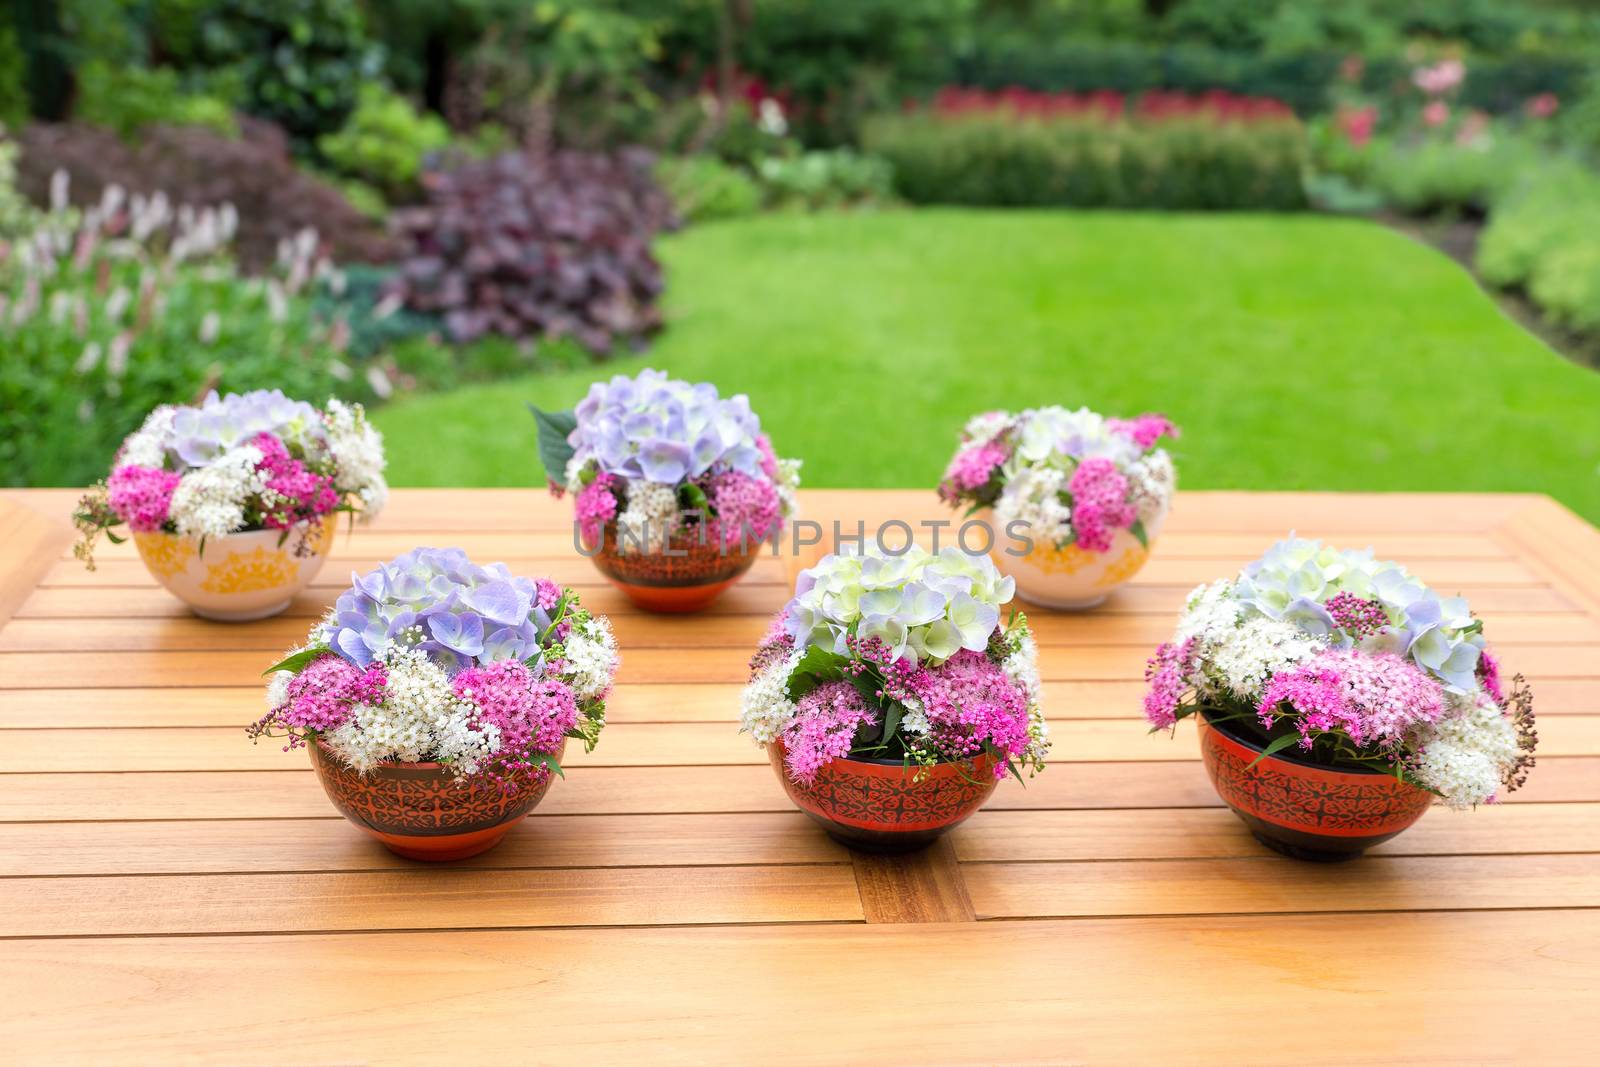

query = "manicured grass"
[[373, 210, 1600, 522]]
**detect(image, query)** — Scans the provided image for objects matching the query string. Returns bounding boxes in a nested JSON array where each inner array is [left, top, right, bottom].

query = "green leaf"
[[262, 645, 331, 677], [679, 482, 709, 513], [527, 404, 578, 482], [1129, 518, 1148, 549], [1246, 733, 1304, 770], [527, 750, 565, 778], [784, 643, 851, 702], [879, 703, 903, 747]]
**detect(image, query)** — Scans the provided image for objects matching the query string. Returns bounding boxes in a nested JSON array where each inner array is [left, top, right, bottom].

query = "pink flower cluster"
[[535, 577, 563, 613], [1258, 649, 1446, 752], [915, 650, 1030, 775], [453, 661, 578, 765], [709, 469, 781, 547], [1068, 457, 1137, 552], [1143, 638, 1197, 730], [781, 681, 879, 784], [938, 439, 1009, 503], [106, 464, 180, 532], [1326, 592, 1389, 639], [253, 433, 339, 530], [1107, 413, 1178, 450], [278, 655, 388, 740], [756, 433, 780, 481], [575, 473, 620, 545], [1478, 647, 1505, 705], [928, 87, 1294, 125]]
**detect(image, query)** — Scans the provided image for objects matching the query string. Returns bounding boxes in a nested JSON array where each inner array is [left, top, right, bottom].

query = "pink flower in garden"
[[279, 655, 387, 736], [914, 649, 1031, 775], [1107, 413, 1178, 450], [106, 464, 180, 531], [781, 680, 879, 784], [709, 469, 781, 547], [1142, 638, 1197, 730], [938, 439, 1009, 502], [1525, 93, 1559, 119], [1258, 649, 1446, 752], [1422, 100, 1450, 128], [1455, 109, 1490, 146], [1339, 105, 1377, 148], [454, 660, 578, 760], [1413, 59, 1465, 96], [1068, 457, 1136, 553], [574, 473, 619, 546]]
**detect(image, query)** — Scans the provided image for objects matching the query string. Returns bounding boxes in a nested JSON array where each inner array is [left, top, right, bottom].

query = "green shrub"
[[1529, 240, 1600, 333], [655, 155, 762, 223], [0, 129, 40, 238], [318, 84, 450, 202], [0, 24, 26, 128], [73, 61, 236, 137], [1366, 136, 1541, 215], [863, 112, 1307, 210], [1476, 163, 1600, 289], [757, 149, 894, 210]]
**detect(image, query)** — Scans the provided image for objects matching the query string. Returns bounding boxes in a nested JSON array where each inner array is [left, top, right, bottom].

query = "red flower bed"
[[924, 86, 1295, 124]]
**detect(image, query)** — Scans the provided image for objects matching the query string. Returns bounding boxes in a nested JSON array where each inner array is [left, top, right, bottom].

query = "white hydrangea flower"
[[168, 443, 266, 539], [739, 649, 801, 744], [616, 480, 680, 554], [562, 615, 619, 702], [993, 465, 1072, 545], [1209, 616, 1324, 700], [1414, 691, 1520, 809], [323, 399, 388, 519]]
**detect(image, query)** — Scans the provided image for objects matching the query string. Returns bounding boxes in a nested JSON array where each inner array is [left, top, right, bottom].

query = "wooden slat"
[[0, 914, 1593, 1063], [851, 838, 975, 923], [965, 852, 1600, 919], [0, 812, 848, 877]]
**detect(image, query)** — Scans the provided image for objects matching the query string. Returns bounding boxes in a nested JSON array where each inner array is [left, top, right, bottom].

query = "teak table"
[[1, 488, 1597, 1064]]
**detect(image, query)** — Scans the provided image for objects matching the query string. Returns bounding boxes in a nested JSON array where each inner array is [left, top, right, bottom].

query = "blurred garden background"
[[3, 0, 1599, 520]]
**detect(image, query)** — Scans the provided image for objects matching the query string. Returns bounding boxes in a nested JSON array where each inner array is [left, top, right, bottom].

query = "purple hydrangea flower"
[[568, 369, 765, 484]]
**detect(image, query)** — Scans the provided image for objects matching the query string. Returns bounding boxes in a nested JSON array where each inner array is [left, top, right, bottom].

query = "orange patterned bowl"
[[768, 742, 999, 853], [588, 528, 761, 612], [133, 522, 334, 621], [309, 739, 565, 861], [1198, 709, 1433, 862]]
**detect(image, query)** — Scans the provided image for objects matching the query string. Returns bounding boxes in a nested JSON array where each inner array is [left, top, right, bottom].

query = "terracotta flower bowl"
[[1198, 709, 1433, 862], [133, 521, 334, 622], [309, 739, 565, 861], [768, 742, 999, 854], [976, 506, 1167, 612], [588, 530, 761, 613]]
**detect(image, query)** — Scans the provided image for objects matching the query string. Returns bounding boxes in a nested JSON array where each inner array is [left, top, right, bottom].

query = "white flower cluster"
[[774, 457, 803, 518], [168, 444, 267, 540], [994, 466, 1072, 546], [1414, 691, 1522, 809], [323, 398, 389, 518], [322, 645, 500, 775], [118, 405, 178, 468], [1003, 631, 1050, 760], [562, 615, 619, 702], [616, 480, 680, 554], [738, 648, 801, 744], [1207, 617, 1327, 700], [1126, 450, 1176, 527]]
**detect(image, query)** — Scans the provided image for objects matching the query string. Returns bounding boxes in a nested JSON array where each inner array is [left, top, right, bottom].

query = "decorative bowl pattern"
[[978, 506, 1165, 611], [309, 739, 564, 861], [588, 529, 761, 612], [768, 742, 999, 853], [1198, 711, 1434, 862], [133, 521, 334, 621]]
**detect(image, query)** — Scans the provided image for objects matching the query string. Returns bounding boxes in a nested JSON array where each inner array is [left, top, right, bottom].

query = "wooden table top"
[[1, 487, 1597, 1065]]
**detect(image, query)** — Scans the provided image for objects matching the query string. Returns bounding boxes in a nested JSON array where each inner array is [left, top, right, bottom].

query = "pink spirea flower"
[[755, 433, 780, 481], [454, 660, 578, 758], [1477, 647, 1505, 705], [938, 440, 1009, 503], [574, 473, 619, 545], [1068, 457, 1136, 552], [709, 469, 781, 547], [1107, 413, 1178, 450], [916, 649, 1031, 777], [1143, 637, 1197, 729], [1258, 649, 1445, 752], [781, 680, 879, 784], [106, 464, 180, 531], [280, 655, 386, 735], [252, 433, 338, 530], [535, 578, 563, 613]]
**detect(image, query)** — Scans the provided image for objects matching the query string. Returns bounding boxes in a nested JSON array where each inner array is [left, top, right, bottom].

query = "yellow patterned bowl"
[[977, 505, 1166, 611], [132, 521, 335, 622]]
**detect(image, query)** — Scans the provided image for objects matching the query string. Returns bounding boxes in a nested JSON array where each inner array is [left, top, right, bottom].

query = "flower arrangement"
[[741, 544, 1049, 785], [539, 368, 801, 554], [73, 388, 387, 567], [1143, 538, 1537, 809], [249, 547, 619, 781], [939, 406, 1177, 554]]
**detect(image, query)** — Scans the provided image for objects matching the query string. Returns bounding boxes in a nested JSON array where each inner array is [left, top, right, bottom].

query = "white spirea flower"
[[994, 465, 1072, 545], [1209, 616, 1324, 700], [265, 670, 292, 710], [963, 410, 1011, 445], [168, 444, 266, 539], [323, 398, 388, 519], [1414, 691, 1520, 809], [1176, 581, 1242, 649], [899, 696, 930, 737], [616, 480, 680, 554], [1126, 449, 1176, 526], [775, 457, 803, 518], [739, 650, 801, 744], [563, 454, 587, 495], [562, 616, 619, 702], [1002, 632, 1043, 706], [323, 645, 499, 775], [118, 405, 178, 468]]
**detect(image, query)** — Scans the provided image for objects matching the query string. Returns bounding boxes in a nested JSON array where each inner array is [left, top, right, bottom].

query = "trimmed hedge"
[[863, 111, 1307, 211]]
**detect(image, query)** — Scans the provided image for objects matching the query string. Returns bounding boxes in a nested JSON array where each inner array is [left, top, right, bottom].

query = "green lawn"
[[373, 210, 1600, 522]]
